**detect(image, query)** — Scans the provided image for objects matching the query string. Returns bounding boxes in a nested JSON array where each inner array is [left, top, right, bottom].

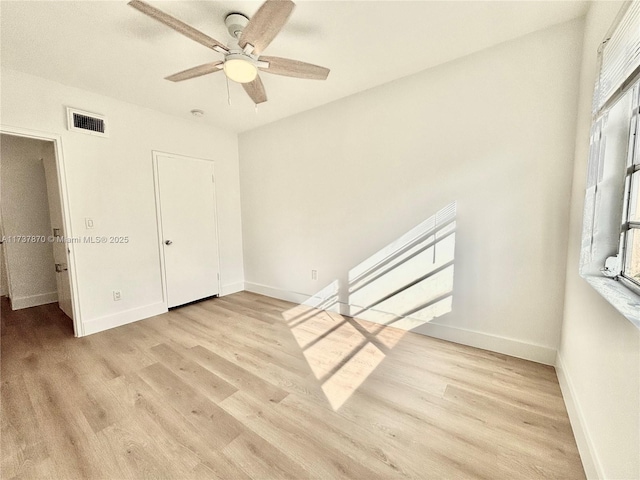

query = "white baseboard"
[[82, 302, 167, 336], [220, 282, 245, 297], [555, 352, 602, 479], [413, 321, 557, 365], [244, 282, 556, 365], [244, 282, 321, 305], [11, 291, 58, 310]]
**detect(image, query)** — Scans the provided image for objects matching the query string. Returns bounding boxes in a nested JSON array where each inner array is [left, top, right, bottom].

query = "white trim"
[[0, 209, 14, 301], [220, 282, 244, 296], [413, 321, 556, 365], [210, 161, 223, 297], [151, 153, 169, 307], [245, 281, 327, 305], [555, 352, 603, 479], [11, 292, 58, 310], [583, 275, 640, 328], [244, 281, 557, 365], [0, 125, 83, 336], [82, 301, 167, 336]]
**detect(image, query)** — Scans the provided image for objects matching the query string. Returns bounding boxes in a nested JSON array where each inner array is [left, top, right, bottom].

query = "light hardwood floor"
[[1, 292, 585, 479]]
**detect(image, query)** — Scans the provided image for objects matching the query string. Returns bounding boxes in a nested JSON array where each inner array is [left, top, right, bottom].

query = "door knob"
[[165, 240, 173, 245]]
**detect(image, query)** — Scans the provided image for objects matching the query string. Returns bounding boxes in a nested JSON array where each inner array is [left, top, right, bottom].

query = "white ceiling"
[[1, 1, 588, 133]]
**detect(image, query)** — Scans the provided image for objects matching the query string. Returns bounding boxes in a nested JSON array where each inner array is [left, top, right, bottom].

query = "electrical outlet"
[[113, 290, 121, 301], [311, 269, 318, 281]]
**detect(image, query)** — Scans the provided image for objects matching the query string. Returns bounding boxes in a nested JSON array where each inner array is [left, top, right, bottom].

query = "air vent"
[[66, 107, 108, 137]]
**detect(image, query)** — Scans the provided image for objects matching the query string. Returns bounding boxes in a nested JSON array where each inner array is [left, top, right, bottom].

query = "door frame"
[[0, 209, 14, 301], [0, 125, 82, 336], [151, 151, 222, 308]]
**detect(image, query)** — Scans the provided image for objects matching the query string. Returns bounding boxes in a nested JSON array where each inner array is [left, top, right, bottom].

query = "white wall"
[[557, 2, 640, 479], [0, 134, 58, 308], [0, 68, 244, 335], [238, 19, 584, 365]]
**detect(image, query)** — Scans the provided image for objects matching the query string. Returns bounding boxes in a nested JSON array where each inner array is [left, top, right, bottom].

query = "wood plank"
[[221, 390, 401, 479], [221, 430, 309, 480], [185, 344, 289, 404], [137, 362, 244, 449], [1, 292, 586, 479], [148, 342, 238, 403], [21, 371, 124, 479], [1, 375, 49, 479], [105, 373, 250, 480]]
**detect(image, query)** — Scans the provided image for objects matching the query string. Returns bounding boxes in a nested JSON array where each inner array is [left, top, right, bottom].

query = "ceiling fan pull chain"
[[226, 75, 232, 106]]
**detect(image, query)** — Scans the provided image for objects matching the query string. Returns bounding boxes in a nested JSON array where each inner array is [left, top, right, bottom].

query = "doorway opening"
[[0, 130, 80, 336]]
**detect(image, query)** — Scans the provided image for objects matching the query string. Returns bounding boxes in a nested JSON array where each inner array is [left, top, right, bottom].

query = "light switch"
[[85, 218, 94, 229]]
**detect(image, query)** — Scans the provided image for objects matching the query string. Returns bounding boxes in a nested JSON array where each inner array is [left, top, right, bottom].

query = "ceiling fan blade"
[[239, 0, 295, 56], [128, 0, 228, 53], [165, 62, 224, 82], [259, 56, 329, 80], [242, 75, 268, 104]]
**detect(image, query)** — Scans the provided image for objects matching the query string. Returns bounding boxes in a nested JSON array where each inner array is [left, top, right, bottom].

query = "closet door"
[[156, 154, 220, 308]]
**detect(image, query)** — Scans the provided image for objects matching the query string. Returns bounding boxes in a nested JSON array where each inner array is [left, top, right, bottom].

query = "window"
[[581, 1, 640, 325], [621, 109, 640, 288]]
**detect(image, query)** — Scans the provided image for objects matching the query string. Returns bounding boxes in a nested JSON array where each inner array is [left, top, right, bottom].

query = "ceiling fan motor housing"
[[225, 13, 249, 38]]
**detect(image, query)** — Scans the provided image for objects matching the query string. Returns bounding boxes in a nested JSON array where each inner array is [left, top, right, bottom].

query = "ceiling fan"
[[128, 0, 330, 105]]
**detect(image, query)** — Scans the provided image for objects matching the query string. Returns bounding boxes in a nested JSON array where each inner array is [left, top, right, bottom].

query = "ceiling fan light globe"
[[223, 57, 258, 84]]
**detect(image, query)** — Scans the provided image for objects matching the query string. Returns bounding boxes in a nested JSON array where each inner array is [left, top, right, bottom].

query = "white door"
[[156, 154, 220, 308], [42, 147, 73, 319]]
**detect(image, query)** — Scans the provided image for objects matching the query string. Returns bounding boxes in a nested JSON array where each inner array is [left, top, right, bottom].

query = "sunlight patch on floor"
[[282, 202, 457, 410], [320, 342, 386, 410]]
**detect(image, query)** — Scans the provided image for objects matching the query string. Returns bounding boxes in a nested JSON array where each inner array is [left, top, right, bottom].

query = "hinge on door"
[[212, 174, 215, 183]]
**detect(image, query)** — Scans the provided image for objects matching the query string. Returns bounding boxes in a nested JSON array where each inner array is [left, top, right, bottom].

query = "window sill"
[[582, 274, 640, 329]]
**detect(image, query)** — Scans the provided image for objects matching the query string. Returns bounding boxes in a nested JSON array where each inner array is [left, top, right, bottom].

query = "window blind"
[[593, 0, 640, 114]]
